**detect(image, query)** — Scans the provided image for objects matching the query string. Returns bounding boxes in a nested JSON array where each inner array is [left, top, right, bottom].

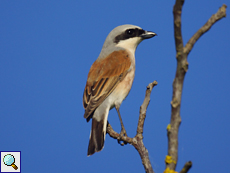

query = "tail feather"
[[87, 118, 106, 156]]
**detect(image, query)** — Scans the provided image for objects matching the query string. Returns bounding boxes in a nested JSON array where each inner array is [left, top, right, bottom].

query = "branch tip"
[[179, 161, 192, 173], [147, 81, 158, 90], [184, 3, 227, 56]]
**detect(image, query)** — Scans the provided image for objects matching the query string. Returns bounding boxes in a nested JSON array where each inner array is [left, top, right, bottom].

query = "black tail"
[[87, 117, 105, 156]]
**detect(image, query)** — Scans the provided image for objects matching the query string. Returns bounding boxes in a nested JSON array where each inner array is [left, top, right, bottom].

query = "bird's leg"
[[115, 105, 127, 146]]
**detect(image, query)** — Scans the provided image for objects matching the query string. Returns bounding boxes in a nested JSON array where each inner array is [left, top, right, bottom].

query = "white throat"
[[115, 37, 142, 55]]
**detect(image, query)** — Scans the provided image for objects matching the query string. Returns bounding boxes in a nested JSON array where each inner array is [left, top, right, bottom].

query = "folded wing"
[[83, 50, 132, 121]]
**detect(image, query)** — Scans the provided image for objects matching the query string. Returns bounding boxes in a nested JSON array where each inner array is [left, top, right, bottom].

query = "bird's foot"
[[117, 128, 127, 146]]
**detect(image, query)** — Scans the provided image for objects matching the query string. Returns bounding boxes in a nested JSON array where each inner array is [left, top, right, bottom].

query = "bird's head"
[[100, 24, 156, 55]]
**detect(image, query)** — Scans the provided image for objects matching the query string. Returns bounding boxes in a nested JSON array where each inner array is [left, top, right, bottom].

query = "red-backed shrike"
[[83, 24, 156, 156]]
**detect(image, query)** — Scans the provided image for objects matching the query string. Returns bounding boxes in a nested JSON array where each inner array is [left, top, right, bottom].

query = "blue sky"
[[0, 0, 229, 172]]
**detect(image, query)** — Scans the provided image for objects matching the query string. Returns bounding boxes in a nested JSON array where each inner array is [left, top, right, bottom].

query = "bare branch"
[[134, 81, 157, 173], [167, 1, 226, 172], [173, 0, 185, 57], [179, 161, 192, 173], [167, 0, 187, 171], [184, 4, 227, 56], [106, 81, 157, 173], [132, 138, 153, 173], [106, 123, 133, 144], [136, 81, 158, 137]]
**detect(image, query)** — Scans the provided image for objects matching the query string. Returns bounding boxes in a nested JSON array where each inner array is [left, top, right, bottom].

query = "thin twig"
[[135, 81, 158, 173], [184, 4, 227, 56], [106, 123, 133, 144], [179, 161, 192, 173], [136, 81, 158, 137]]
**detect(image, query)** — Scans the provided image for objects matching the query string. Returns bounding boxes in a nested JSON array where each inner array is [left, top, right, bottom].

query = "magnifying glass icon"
[[3, 154, 18, 170]]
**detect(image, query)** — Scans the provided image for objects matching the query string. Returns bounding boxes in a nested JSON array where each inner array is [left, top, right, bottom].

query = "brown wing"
[[83, 50, 132, 121]]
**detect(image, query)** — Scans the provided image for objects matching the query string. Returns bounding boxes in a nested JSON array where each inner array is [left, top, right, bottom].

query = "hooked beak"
[[141, 31, 157, 39]]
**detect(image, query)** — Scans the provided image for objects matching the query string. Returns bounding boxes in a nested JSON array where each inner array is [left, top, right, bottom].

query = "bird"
[[83, 24, 156, 156]]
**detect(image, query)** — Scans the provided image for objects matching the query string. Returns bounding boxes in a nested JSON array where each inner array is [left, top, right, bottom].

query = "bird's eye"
[[126, 29, 134, 35]]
